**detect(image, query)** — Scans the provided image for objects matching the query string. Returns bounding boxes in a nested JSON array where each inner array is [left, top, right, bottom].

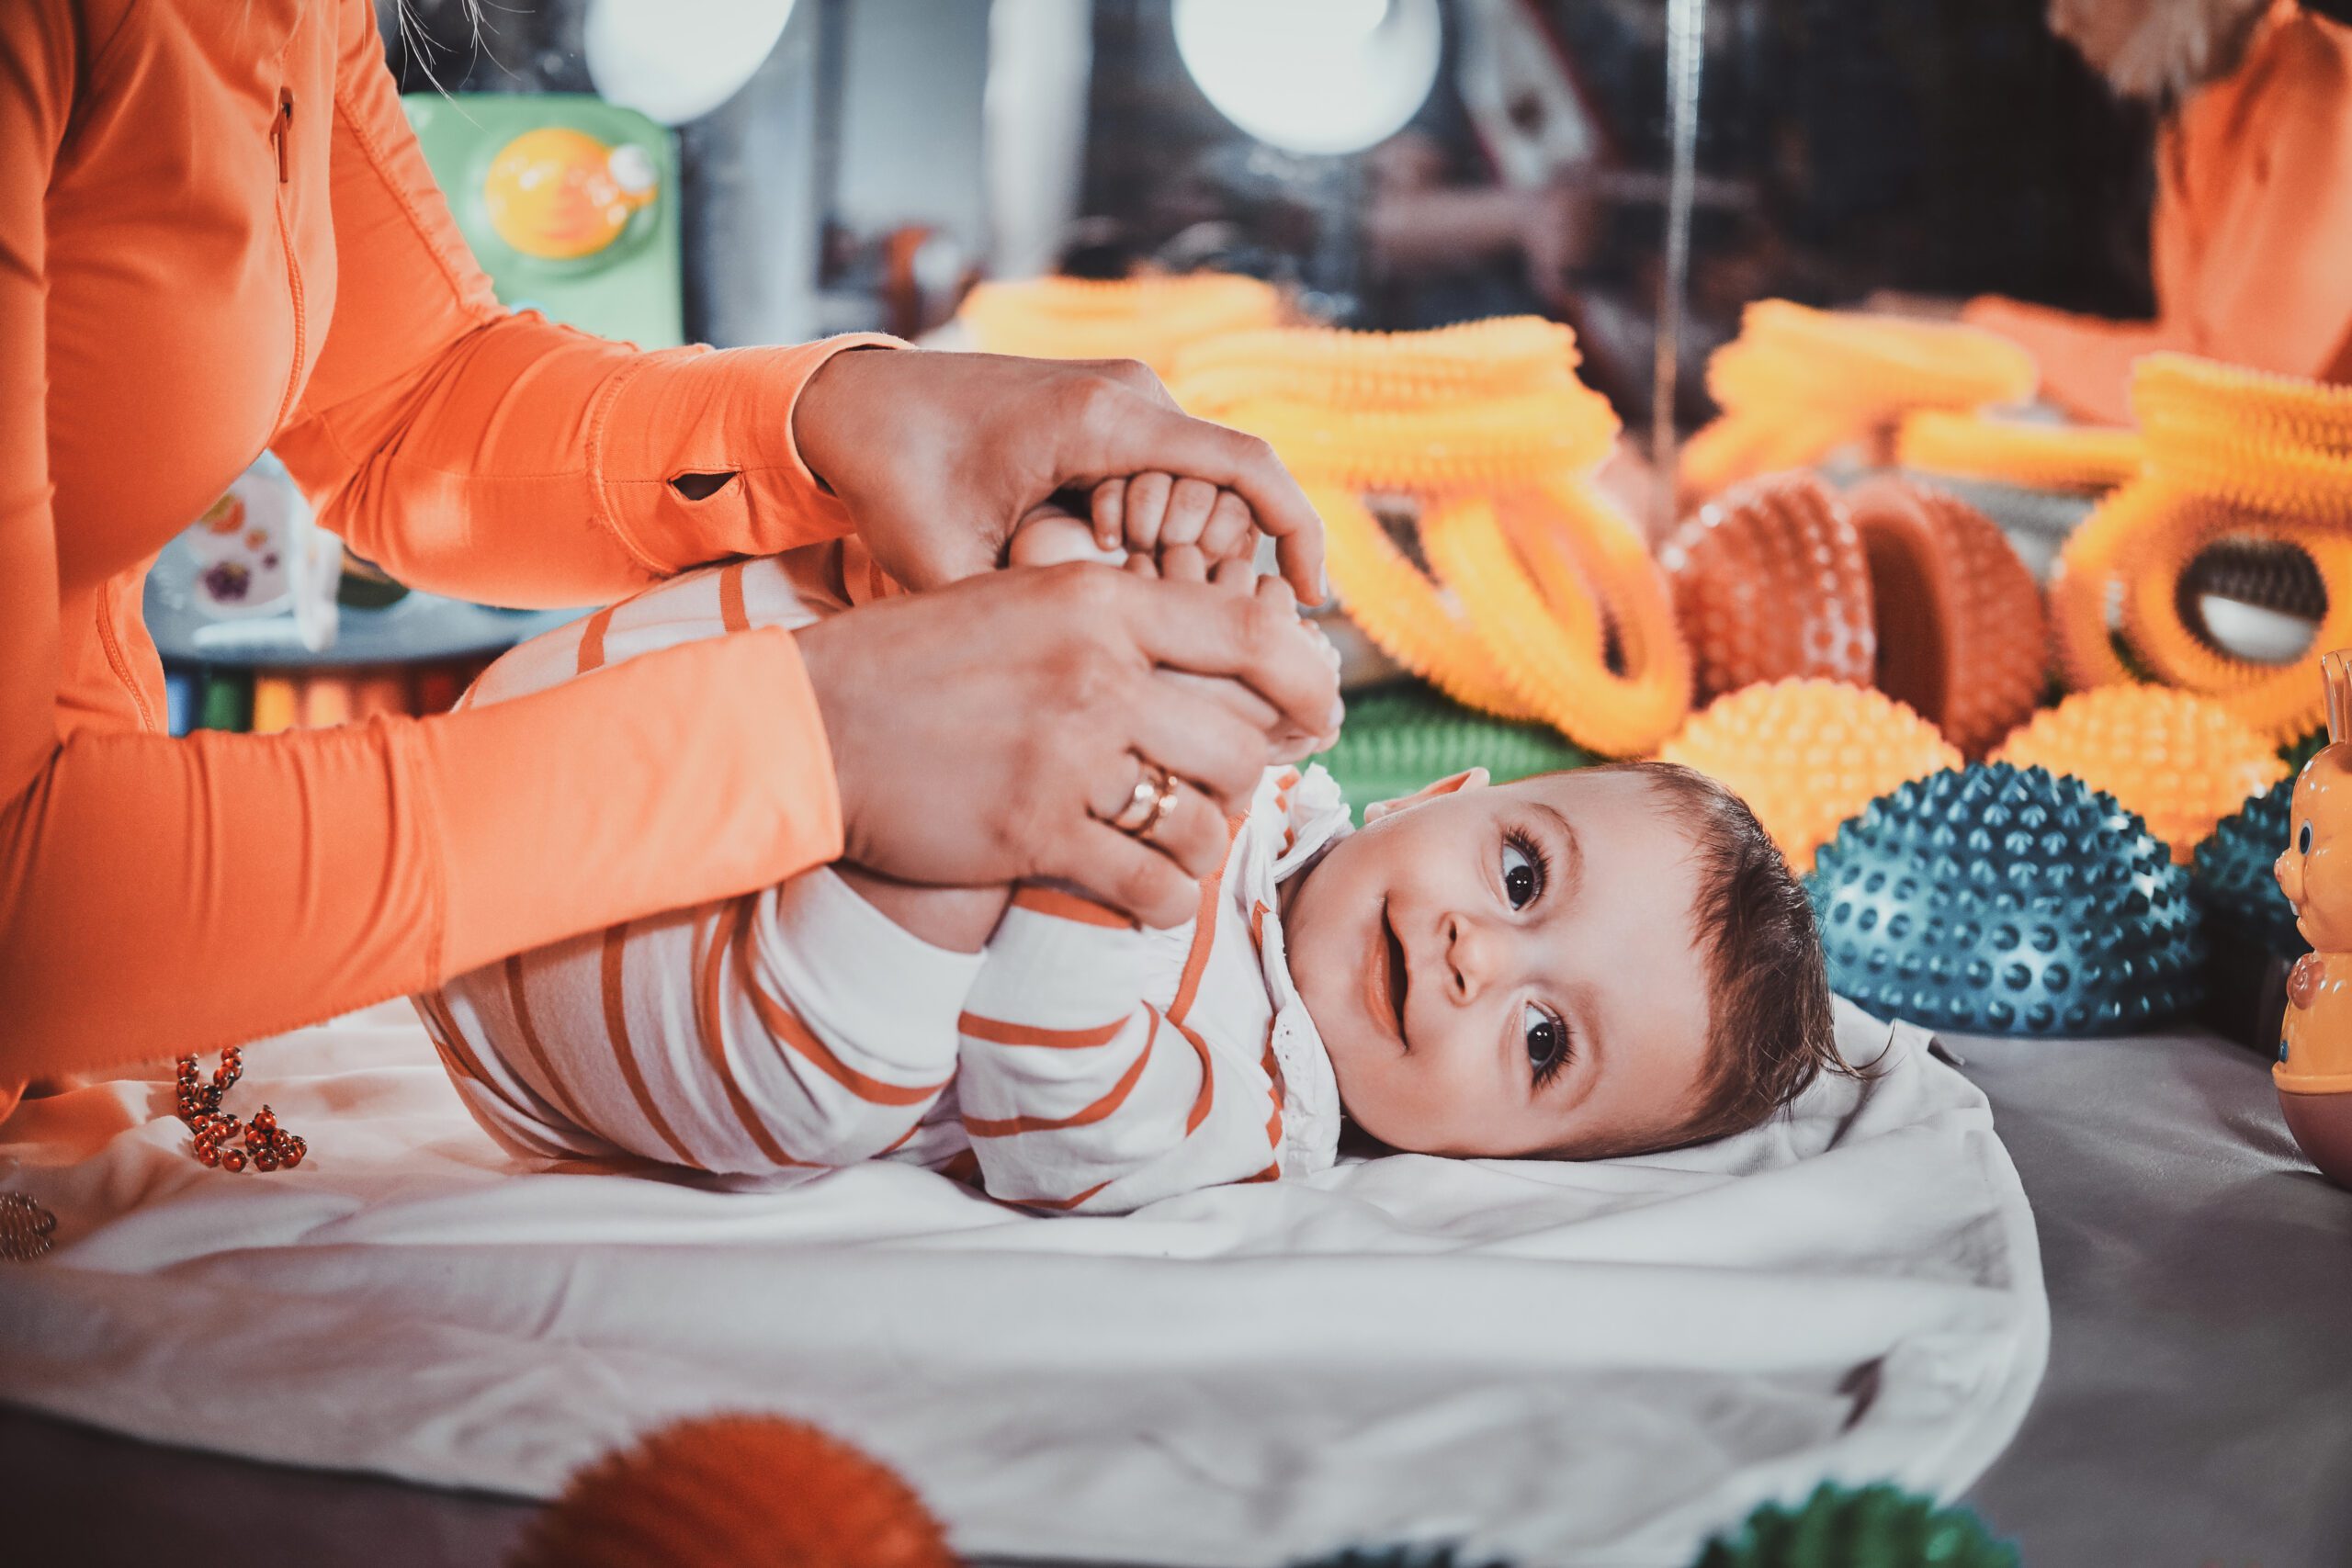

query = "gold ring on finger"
[[1109, 759, 1171, 834], [1132, 773, 1183, 841]]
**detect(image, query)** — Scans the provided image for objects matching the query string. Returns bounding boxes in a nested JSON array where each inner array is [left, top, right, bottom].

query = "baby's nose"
[[1445, 913, 1502, 998]]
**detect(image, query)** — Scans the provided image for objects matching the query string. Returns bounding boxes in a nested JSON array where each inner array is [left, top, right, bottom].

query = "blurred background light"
[[1171, 0, 1441, 156]]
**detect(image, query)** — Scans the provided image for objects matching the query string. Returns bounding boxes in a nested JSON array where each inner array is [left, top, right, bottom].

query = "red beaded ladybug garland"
[[174, 1045, 306, 1173]]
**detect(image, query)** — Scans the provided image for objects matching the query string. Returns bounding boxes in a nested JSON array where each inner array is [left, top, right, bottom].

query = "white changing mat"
[[0, 998, 2043, 1566]]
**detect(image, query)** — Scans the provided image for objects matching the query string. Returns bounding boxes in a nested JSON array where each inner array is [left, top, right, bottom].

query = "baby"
[[415, 479, 1840, 1212]]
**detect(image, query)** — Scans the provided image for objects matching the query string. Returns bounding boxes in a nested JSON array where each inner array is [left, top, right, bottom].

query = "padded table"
[[10, 1021, 2352, 1568]]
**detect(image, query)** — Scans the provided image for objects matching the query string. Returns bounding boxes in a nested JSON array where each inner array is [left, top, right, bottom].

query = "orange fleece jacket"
[[2, 0, 894, 1074], [1965, 1, 2352, 424]]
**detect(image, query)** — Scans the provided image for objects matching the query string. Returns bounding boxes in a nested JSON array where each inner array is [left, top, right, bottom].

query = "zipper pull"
[[273, 88, 294, 184]]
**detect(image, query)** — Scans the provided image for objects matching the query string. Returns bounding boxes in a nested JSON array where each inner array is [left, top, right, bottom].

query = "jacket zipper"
[[268, 86, 307, 434]]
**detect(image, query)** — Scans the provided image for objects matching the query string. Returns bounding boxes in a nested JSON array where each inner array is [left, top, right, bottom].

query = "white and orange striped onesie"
[[415, 543, 1351, 1213]]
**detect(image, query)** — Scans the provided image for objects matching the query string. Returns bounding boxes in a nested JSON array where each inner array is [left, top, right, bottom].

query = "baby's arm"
[[955, 881, 1284, 1214]]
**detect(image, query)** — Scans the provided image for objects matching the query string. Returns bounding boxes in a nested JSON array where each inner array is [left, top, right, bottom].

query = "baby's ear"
[[1363, 767, 1489, 824]]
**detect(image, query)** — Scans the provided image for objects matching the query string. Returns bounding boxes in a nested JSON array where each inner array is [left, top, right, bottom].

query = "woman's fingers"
[[1074, 822, 1199, 929], [1158, 666, 1325, 764], [1119, 574, 1342, 744], [1126, 675, 1280, 812]]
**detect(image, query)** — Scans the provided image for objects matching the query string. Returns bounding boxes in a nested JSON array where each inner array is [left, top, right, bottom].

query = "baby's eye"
[[1525, 1002, 1569, 1085], [1501, 839, 1540, 909], [2302, 821, 2314, 854]]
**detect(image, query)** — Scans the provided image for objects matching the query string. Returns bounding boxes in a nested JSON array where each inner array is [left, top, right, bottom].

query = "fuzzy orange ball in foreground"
[[507, 1413, 957, 1568], [1659, 679, 1962, 873], [1992, 685, 2286, 864]]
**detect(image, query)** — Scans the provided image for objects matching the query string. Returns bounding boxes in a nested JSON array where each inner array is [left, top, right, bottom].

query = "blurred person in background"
[[1964, 0, 2352, 422]]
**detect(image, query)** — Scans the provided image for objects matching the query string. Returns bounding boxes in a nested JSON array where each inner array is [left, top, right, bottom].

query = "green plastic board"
[[402, 93, 684, 349]]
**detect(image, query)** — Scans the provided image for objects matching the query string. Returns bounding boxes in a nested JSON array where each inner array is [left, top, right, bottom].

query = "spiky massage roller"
[[2194, 777, 2311, 960], [1316, 682, 1595, 822], [956, 272, 1281, 378], [1845, 475, 2048, 757], [1658, 474, 1876, 704], [1808, 763, 2206, 1036], [1895, 408, 2144, 494], [2050, 354, 2352, 742], [1679, 300, 2037, 502], [1691, 1483, 2018, 1568], [1184, 318, 1693, 755]]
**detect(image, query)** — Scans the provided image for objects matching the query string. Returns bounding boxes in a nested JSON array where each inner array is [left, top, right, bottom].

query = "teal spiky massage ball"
[[2194, 777, 2310, 960], [1692, 1483, 2018, 1568], [1806, 763, 2206, 1035], [1316, 681, 1594, 823], [1291, 1548, 1504, 1568]]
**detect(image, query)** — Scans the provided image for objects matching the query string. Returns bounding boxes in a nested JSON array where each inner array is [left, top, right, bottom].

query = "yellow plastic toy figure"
[[2274, 649, 2352, 1188]]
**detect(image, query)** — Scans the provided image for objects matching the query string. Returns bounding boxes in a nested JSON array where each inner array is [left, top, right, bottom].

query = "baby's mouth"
[[1363, 898, 1410, 1051]]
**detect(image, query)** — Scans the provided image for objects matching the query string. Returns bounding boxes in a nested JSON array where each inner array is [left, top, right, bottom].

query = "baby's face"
[[1283, 769, 1714, 1159]]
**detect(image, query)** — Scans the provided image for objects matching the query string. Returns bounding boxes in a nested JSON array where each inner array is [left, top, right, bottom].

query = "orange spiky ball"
[[506, 1413, 957, 1568], [1659, 474, 1877, 705], [1658, 679, 1962, 873], [1990, 686, 2286, 864], [1845, 476, 2048, 758]]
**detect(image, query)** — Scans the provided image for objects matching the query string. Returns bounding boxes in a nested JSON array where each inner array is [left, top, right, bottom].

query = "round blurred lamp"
[[584, 0, 796, 128], [1173, 0, 1442, 156]]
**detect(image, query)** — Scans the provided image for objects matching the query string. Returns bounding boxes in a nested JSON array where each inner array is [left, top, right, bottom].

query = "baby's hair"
[[1576, 761, 1846, 1155]]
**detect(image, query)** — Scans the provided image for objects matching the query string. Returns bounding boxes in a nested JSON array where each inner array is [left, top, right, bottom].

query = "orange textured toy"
[[1680, 300, 2039, 502], [507, 1413, 958, 1568], [1992, 686, 2284, 864], [1658, 475, 1876, 704], [1192, 319, 1693, 755], [1658, 679, 1962, 873], [956, 273, 1282, 378], [1895, 410, 2145, 494], [2051, 355, 2352, 742], [1421, 481, 1695, 756], [1846, 476, 2049, 758]]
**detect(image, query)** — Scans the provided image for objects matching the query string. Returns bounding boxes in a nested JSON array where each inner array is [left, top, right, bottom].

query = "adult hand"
[[792, 349, 1327, 604], [793, 564, 1341, 927]]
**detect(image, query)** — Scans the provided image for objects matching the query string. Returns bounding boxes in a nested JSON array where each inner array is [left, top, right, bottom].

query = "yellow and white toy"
[[2273, 649, 2352, 1188]]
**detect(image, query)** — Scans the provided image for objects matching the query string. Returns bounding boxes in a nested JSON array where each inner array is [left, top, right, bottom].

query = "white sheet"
[[0, 998, 2043, 1566]]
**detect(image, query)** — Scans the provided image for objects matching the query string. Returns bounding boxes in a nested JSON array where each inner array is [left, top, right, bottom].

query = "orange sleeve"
[[1955, 297, 2169, 427], [271, 0, 904, 609], [1964, 9, 2352, 425], [0, 2, 850, 1077], [2153, 11, 2352, 386]]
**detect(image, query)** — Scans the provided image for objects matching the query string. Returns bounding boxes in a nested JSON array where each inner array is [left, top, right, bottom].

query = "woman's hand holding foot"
[[793, 564, 1340, 928]]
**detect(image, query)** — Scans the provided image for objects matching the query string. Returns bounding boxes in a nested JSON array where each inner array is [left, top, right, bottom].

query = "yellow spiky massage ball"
[[1991, 686, 2286, 864], [1659, 679, 1962, 873], [506, 1413, 958, 1568]]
